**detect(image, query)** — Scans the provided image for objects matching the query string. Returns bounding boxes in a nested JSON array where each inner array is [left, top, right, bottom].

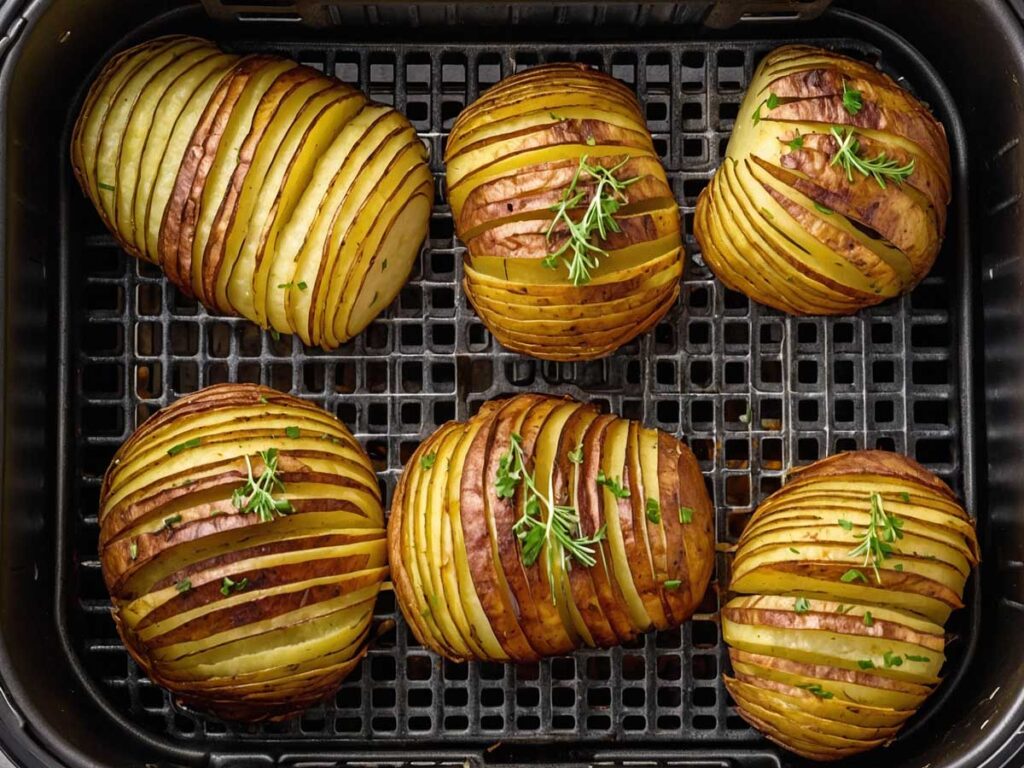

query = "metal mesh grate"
[[65, 35, 971, 754]]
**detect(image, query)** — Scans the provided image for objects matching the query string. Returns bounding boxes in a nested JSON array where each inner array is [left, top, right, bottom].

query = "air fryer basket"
[[0, 1, 1022, 767]]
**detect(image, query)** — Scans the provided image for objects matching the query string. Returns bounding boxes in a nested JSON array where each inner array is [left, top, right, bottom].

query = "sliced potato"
[[388, 394, 714, 662], [73, 36, 430, 351], [445, 63, 682, 360], [99, 383, 385, 721], [723, 450, 977, 759], [693, 44, 952, 315]]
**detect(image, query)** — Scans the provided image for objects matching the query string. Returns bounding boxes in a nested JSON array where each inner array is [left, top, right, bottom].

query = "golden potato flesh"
[[694, 45, 951, 315], [723, 451, 978, 760], [387, 394, 714, 661], [99, 384, 386, 721], [72, 35, 431, 349], [445, 64, 683, 361]]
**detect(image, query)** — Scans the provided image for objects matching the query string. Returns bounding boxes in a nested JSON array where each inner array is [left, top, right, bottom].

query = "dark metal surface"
[[196, 0, 830, 29], [60, 28, 975, 761]]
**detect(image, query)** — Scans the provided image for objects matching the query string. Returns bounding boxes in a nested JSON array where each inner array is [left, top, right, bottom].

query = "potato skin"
[[445, 64, 683, 361], [694, 45, 952, 316], [71, 36, 430, 349], [723, 451, 978, 760], [98, 383, 386, 721], [388, 394, 714, 662]]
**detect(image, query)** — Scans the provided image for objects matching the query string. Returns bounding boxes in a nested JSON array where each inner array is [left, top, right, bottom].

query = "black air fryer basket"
[[0, 1, 1022, 766]]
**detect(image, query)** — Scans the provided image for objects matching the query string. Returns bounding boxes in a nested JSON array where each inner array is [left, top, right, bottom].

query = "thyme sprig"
[[847, 491, 904, 583], [830, 126, 915, 189], [497, 433, 607, 603], [543, 155, 642, 286], [231, 448, 293, 523]]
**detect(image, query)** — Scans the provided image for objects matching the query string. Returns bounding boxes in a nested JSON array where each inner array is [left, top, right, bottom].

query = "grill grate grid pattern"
[[67, 37, 969, 750]]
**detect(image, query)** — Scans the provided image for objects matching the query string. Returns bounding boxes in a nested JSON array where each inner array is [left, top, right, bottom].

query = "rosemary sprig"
[[847, 491, 904, 583], [543, 155, 642, 286], [830, 126, 915, 189], [497, 433, 607, 603], [231, 448, 293, 523]]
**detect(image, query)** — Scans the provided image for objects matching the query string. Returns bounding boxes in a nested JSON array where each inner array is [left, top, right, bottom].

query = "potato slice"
[[130, 51, 239, 258], [425, 424, 487, 658], [178, 57, 298, 299], [715, 158, 869, 311], [449, 143, 657, 216], [698, 176, 815, 314], [268, 109, 416, 337], [627, 422, 672, 619], [269, 106, 411, 341], [75, 37, 184, 213], [445, 418, 509, 661], [467, 203, 681, 265], [457, 400, 541, 661], [488, 396, 577, 656], [477, 285, 677, 361], [531, 400, 593, 647], [115, 42, 220, 256], [594, 418, 654, 631], [338, 185, 433, 342], [728, 684, 889, 754], [222, 86, 364, 321], [159, 55, 279, 289], [722, 600, 944, 685], [448, 102, 652, 161], [95, 38, 213, 236], [458, 156, 672, 238], [244, 96, 373, 330], [123, 537, 387, 626], [469, 282, 673, 339], [447, 120, 654, 188], [729, 649, 930, 711], [730, 671, 915, 729], [188, 62, 315, 304], [274, 107, 413, 342], [452, 89, 642, 142], [405, 427, 468, 657], [209, 79, 343, 311], [324, 142, 433, 345]]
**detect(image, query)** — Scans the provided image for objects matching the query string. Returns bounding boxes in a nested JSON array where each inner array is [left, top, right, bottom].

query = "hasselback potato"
[[695, 45, 951, 315], [388, 394, 714, 662], [72, 36, 432, 348], [99, 384, 386, 721], [445, 64, 684, 361], [722, 451, 978, 760]]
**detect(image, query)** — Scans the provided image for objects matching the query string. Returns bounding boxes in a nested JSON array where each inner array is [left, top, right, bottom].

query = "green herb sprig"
[[497, 434, 607, 603], [645, 498, 661, 524], [830, 126, 915, 189], [752, 92, 780, 125], [231, 448, 293, 523], [543, 155, 642, 286], [797, 683, 834, 700], [841, 79, 863, 115], [847, 491, 904, 583], [596, 470, 630, 499], [220, 576, 250, 597], [167, 437, 201, 456]]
